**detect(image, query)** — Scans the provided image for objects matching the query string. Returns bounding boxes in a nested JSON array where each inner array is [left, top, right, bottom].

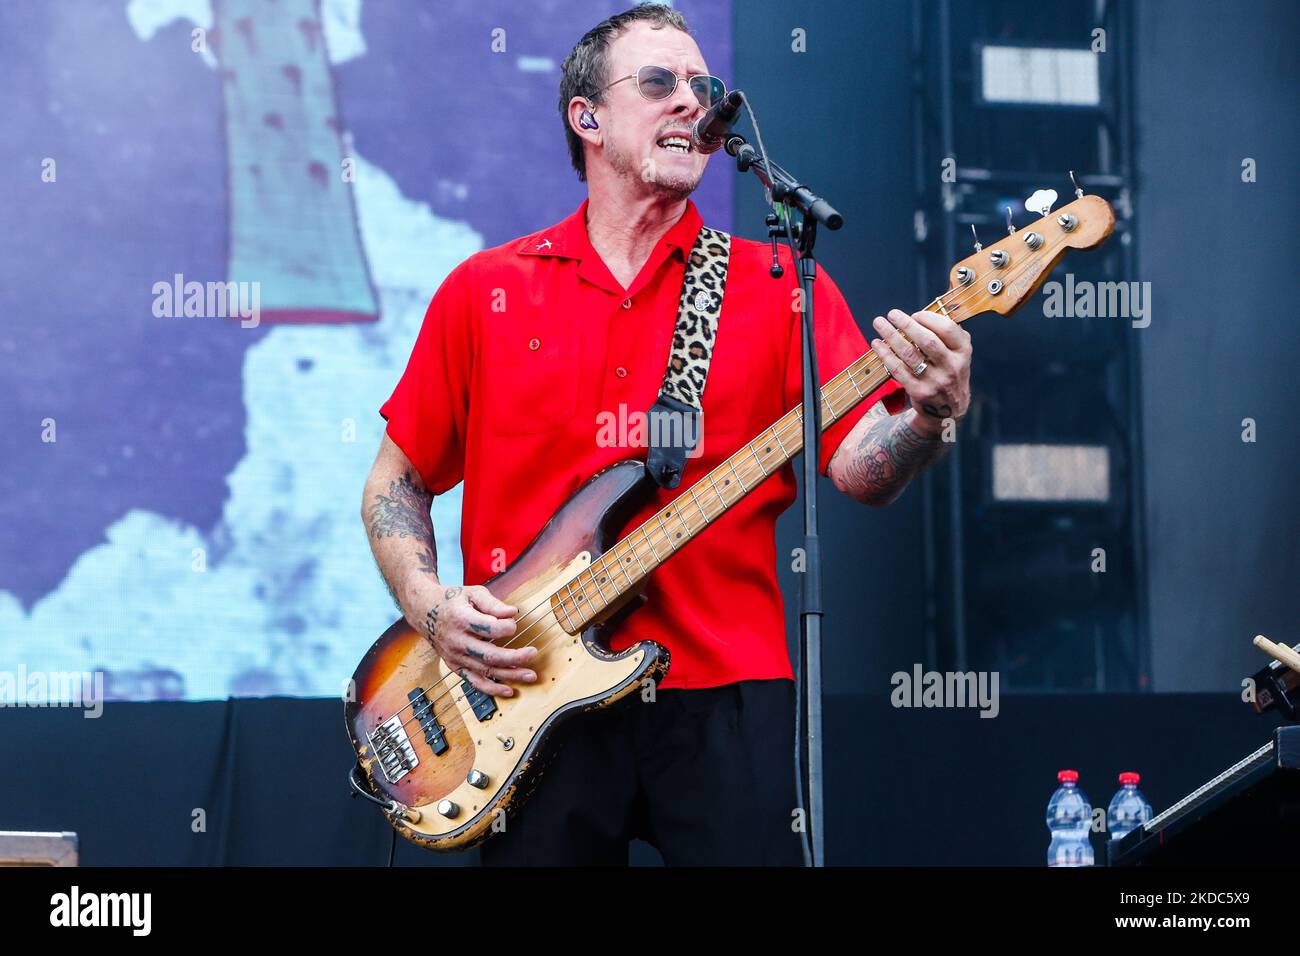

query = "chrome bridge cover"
[[370, 715, 419, 784]]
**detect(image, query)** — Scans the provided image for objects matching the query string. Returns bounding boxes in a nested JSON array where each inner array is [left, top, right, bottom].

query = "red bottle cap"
[[1118, 771, 1140, 786], [1057, 769, 1079, 783]]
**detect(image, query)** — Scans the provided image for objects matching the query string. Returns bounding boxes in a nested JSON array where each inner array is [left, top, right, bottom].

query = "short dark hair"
[[558, 3, 692, 181]]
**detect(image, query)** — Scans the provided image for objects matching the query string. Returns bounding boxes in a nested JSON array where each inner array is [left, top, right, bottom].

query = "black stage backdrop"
[[735, 0, 1300, 698], [1, 693, 1282, 865]]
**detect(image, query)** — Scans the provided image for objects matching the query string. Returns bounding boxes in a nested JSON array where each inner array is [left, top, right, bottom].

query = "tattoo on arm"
[[368, 471, 439, 577], [845, 412, 948, 505], [368, 472, 434, 538]]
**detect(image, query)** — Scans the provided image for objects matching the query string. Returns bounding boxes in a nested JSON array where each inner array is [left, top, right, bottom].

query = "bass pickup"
[[408, 687, 449, 755], [460, 678, 498, 722]]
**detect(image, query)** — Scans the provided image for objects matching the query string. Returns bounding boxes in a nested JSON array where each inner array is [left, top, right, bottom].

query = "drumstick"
[[1253, 635, 1300, 675]]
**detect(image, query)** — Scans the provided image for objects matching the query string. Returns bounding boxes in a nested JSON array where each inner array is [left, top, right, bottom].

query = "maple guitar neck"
[[552, 192, 1117, 634], [550, 297, 945, 636]]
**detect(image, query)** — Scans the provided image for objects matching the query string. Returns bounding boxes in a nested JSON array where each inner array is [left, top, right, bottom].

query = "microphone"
[[691, 90, 744, 155]]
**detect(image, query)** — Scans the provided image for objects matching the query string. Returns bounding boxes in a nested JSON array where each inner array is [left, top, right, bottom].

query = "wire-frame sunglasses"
[[597, 64, 727, 110]]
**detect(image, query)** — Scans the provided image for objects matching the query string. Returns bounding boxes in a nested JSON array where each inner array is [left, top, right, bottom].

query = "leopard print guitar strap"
[[645, 225, 731, 490]]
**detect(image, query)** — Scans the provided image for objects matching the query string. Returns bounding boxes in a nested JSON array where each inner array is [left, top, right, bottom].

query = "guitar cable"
[[347, 764, 400, 866]]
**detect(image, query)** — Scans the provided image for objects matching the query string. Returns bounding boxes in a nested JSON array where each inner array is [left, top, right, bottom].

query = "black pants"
[[478, 677, 806, 866]]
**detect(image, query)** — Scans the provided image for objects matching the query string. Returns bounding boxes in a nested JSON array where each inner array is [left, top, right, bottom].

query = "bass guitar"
[[345, 187, 1115, 850]]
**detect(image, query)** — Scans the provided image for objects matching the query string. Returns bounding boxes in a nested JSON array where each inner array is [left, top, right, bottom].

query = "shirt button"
[[621, 298, 632, 309], [615, 367, 628, 378], [528, 337, 540, 350]]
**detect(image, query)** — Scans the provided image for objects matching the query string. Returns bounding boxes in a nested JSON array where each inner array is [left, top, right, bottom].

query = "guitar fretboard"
[[551, 295, 948, 634]]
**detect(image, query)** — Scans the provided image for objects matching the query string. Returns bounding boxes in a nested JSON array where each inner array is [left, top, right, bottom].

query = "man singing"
[[363, 3, 972, 865]]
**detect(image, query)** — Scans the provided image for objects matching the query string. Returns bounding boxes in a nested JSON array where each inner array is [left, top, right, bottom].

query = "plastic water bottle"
[[1107, 772, 1152, 841], [1046, 769, 1094, 866]]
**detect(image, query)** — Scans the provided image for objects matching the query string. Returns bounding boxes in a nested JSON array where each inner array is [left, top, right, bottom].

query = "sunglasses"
[[597, 64, 727, 110]]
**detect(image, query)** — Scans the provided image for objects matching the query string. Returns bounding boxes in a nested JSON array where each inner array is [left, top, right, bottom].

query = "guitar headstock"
[[940, 187, 1115, 323]]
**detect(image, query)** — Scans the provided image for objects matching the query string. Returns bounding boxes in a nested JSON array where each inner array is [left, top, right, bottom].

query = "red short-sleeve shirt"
[[380, 199, 904, 689]]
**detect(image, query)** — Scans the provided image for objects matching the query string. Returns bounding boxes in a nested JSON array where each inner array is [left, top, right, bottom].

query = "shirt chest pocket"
[[479, 322, 582, 436]]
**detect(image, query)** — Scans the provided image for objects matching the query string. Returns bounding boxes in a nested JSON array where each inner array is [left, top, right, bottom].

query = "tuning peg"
[[970, 223, 982, 253], [1069, 169, 1084, 199], [1004, 206, 1017, 235]]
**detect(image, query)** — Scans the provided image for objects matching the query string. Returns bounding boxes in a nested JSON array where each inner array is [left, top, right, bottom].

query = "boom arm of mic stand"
[[726, 135, 843, 233]]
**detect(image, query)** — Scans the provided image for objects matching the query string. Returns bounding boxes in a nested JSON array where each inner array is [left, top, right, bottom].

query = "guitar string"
[[371, 230, 1074, 742], [372, 353, 866, 741], [491, 229, 1072, 652], [371, 229, 1074, 741], [373, 229, 1074, 747], [378, 360, 877, 743], [537, 228, 1076, 615], [482, 228, 1072, 656]]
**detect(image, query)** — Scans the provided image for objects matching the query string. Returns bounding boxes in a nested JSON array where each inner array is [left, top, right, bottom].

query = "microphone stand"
[[723, 132, 842, 868]]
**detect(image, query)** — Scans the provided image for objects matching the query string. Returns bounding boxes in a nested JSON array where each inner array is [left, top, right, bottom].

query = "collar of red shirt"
[[515, 198, 704, 296]]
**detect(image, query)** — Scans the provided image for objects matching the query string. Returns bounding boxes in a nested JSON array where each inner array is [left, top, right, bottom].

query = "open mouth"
[[656, 134, 691, 154]]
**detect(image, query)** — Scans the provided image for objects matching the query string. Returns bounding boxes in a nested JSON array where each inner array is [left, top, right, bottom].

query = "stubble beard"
[[604, 133, 702, 202]]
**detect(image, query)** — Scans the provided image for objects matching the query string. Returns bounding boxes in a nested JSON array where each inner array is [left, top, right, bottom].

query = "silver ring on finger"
[[914, 360, 928, 376]]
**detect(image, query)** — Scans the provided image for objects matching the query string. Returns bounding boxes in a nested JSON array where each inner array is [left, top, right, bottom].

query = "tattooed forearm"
[[367, 471, 434, 539], [367, 470, 439, 578], [842, 411, 948, 506]]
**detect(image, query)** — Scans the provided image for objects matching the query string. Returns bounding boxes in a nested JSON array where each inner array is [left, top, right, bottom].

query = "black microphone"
[[691, 89, 744, 155]]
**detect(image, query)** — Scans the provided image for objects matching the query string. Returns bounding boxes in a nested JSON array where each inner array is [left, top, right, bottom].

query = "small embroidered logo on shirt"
[[535, 238, 553, 251]]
